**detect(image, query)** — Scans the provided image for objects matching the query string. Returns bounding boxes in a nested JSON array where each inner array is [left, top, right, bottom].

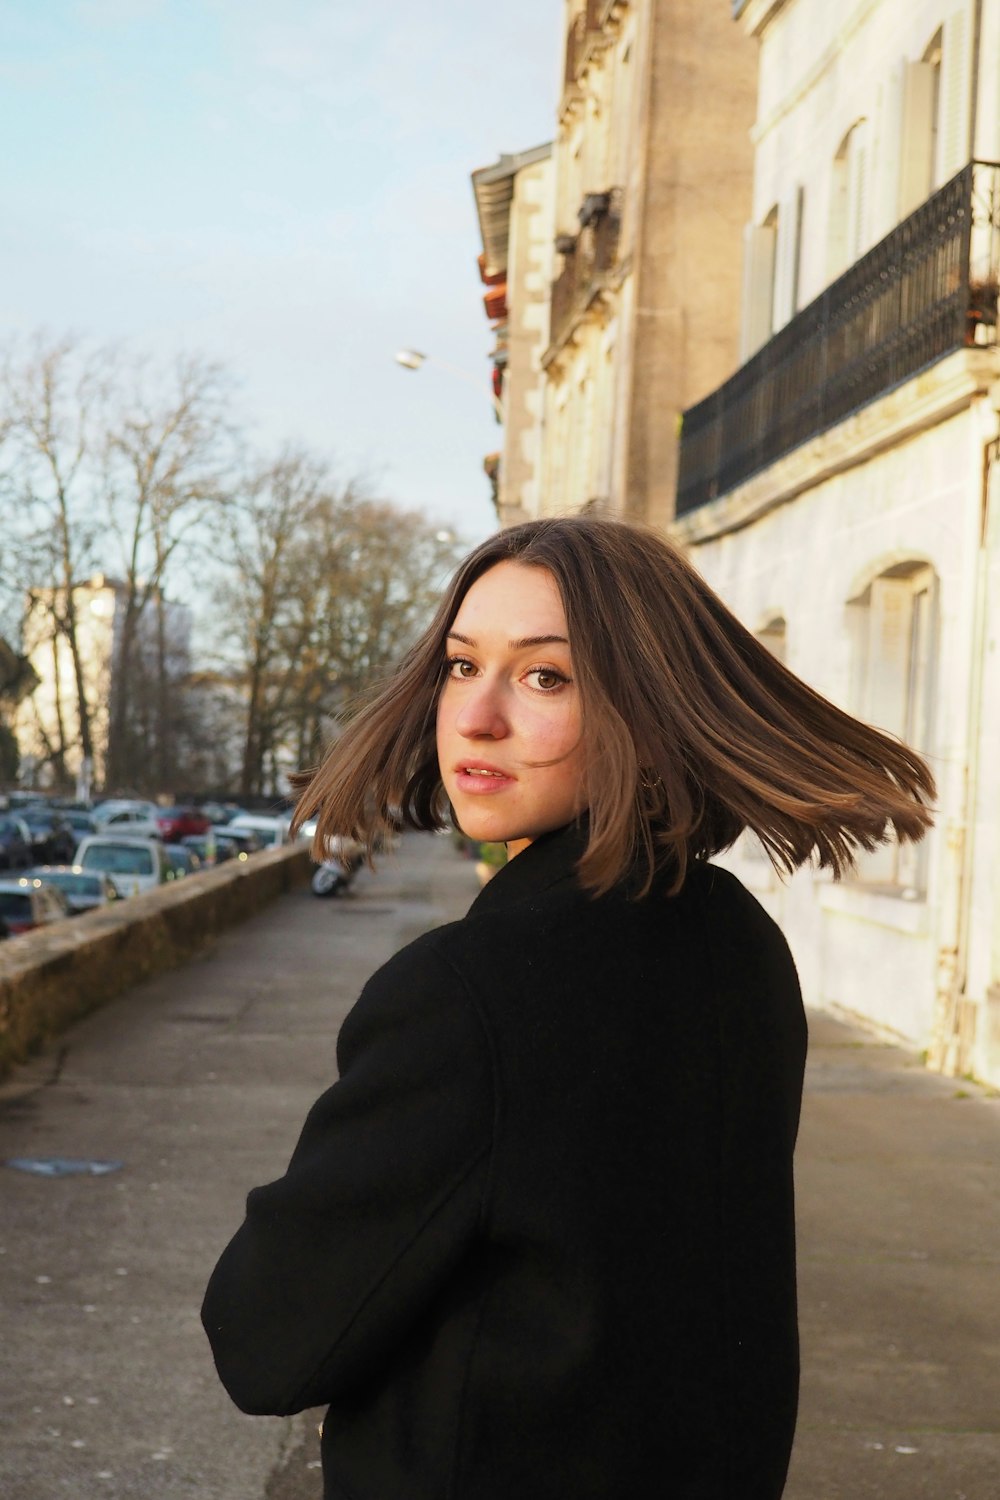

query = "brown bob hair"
[[292, 515, 935, 897]]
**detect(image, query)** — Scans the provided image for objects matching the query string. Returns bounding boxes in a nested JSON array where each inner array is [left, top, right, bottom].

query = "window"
[[847, 561, 937, 891], [936, 11, 972, 187], [925, 30, 944, 185], [829, 120, 870, 280], [740, 208, 778, 361]]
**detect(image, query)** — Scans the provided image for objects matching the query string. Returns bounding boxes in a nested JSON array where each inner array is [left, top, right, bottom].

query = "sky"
[[0, 0, 564, 545]]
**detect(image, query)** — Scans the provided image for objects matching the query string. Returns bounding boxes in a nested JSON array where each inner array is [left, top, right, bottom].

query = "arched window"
[[828, 120, 870, 280], [847, 560, 937, 891]]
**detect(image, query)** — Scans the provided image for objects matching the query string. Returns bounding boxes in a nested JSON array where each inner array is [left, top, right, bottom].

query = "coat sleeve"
[[200, 938, 494, 1417]]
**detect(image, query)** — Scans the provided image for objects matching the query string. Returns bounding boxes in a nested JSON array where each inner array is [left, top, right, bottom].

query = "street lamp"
[[394, 348, 504, 423]]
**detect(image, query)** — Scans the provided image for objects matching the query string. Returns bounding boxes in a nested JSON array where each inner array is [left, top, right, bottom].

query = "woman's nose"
[[454, 680, 509, 739]]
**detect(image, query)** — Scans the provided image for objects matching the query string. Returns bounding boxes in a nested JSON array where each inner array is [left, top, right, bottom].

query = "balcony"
[[676, 161, 1000, 517], [546, 190, 623, 359]]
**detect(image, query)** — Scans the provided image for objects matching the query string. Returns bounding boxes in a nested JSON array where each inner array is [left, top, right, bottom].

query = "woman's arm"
[[201, 938, 494, 1417]]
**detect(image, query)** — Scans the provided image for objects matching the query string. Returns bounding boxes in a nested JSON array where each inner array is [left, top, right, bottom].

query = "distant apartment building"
[[472, 145, 556, 527], [15, 574, 191, 791], [471, 0, 757, 527], [672, 0, 1000, 1084]]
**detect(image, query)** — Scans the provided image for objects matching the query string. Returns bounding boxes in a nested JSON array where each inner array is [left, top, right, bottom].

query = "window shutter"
[[874, 67, 903, 241], [938, 6, 973, 184], [899, 61, 936, 217], [739, 221, 777, 362], [867, 575, 912, 737], [772, 188, 803, 329], [846, 123, 871, 261], [904, 569, 937, 752]]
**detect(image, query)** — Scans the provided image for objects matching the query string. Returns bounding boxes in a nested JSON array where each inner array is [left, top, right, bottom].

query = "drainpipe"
[[931, 423, 998, 1074], [970, 0, 984, 161]]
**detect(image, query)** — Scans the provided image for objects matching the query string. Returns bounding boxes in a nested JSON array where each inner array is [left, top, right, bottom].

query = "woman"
[[202, 517, 934, 1499]]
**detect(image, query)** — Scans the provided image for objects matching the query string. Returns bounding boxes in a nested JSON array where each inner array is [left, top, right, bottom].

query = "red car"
[[155, 806, 211, 842]]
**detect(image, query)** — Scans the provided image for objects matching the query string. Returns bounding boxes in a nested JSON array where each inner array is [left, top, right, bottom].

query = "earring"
[[639, 768, 662, 792]]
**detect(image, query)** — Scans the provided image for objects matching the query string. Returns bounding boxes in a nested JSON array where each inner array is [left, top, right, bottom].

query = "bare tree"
[[0, 335, 109, 784], [212, 448, 331, 797], [211, 457, 463, 796], [102, 353, 234, 789], [0, 640, 38, 783]]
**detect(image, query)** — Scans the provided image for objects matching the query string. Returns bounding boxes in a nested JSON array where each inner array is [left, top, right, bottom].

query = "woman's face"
[[436, 561, 587, 855]]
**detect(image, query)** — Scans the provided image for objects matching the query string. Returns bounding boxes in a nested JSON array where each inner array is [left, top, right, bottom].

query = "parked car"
[[225, 813, 291, 848], [27, 865, 120, 915], [75, 835, 171, 897], [198, 800, 240, 825], [212, 827, 262, 855], [0, 816, 33, 871], [156, 805, 211, 842], [164, 844, 202, 879], [180, 834, 236, 865], [18, 806, 77, 864], [58, 808, 99, 845], [0, 877, 71, 935], [91, 800, 163, 840]]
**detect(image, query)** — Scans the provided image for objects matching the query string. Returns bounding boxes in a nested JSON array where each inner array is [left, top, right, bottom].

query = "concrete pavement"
[[0, 831, 479, 1500], [787, 1012, 1000, 1499], [0, 831, 998, 1499]]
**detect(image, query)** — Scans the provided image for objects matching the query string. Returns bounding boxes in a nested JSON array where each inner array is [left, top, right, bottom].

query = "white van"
[[75, 835, 170, 898]]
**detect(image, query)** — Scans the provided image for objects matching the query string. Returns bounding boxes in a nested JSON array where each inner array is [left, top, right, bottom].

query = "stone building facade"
[[472, 146, 555, 527], [673, 0, 1000, 1084], [473, 0, 758, 527]]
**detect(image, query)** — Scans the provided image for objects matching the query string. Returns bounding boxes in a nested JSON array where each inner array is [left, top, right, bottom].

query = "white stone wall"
[[687, 402, 987, 1052], [500, 156, 555, 522], [748, 0, 979, 325]]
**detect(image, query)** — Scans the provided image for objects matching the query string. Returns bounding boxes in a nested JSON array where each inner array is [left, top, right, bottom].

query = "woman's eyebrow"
[[447, 631, 570, 650]]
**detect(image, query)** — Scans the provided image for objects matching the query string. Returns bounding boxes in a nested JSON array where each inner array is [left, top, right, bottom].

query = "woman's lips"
[[453, 764, 515, 795]]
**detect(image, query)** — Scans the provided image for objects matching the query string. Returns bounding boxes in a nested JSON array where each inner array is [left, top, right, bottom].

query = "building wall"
[[683, 398, 989, 1052], [16, 579, 117, 786], [621, 0, 758, 528], [673, 0, 1000, 1080], [14, 578, 192, 790], [538, 0, 756, 523], [742, 0, 987, 348], [498, 156, 556, 524]]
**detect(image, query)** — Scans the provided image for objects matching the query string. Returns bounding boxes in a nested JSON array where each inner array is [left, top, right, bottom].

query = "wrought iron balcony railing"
[[547, 189, 623, 356], [676, 161, 1000, 517]]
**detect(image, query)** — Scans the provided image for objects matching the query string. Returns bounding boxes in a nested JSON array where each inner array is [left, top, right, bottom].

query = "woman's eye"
[[447, 657, 478, 679], [527, 667, 568, 692]]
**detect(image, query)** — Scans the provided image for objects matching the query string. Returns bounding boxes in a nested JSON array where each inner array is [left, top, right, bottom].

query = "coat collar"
[[467, 820, 589, 917]]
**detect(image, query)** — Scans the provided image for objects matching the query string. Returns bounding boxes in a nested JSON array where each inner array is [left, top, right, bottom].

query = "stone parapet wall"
[[0, 843, 311, 1079]]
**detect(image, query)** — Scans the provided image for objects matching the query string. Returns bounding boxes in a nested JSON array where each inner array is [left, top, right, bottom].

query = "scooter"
[[310, 836, 364, 898]]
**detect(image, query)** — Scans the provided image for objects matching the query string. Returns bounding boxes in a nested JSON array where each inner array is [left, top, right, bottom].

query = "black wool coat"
[[202, 823, 807, 1500]]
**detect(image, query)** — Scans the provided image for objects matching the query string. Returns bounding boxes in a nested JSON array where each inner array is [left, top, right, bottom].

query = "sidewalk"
[[0, 835, 997, 1498], [0, 832, 482, 1500], [788, 1010, 1000, 1499]]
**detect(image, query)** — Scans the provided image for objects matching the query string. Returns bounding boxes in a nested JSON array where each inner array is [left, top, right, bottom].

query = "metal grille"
[[676, 163, 1000, 517]]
